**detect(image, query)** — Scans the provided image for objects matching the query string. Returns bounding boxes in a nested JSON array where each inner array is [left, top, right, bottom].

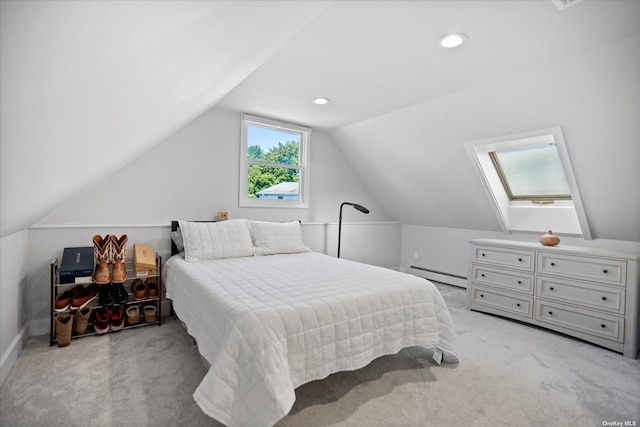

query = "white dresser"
[[467, 239, 640, 358]]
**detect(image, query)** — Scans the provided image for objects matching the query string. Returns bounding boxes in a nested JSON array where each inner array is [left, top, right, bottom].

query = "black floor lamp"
[[338, 202, 370, 258]]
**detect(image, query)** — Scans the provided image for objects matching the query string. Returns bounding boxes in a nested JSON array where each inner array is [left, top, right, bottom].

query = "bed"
[[164, 219, 458, 427]]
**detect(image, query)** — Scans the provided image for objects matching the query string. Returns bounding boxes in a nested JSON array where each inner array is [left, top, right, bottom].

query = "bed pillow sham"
[[249, 220, 311, 256], [179, 219, 254, 261]]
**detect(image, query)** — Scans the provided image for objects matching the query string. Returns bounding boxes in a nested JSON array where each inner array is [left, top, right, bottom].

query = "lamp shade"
[[351, 203, 369, 214]]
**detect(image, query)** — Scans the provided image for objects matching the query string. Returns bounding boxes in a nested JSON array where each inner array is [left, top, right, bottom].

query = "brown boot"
[[93, 235, 111, 284], [74, 306, 92, 335], [143, 305, 157, 322], [55, 315, 74, 347], [110, 234, 128, 283], [126, 305, 140, 325]]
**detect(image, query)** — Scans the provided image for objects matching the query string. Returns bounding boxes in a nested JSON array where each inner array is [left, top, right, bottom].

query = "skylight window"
[[489, 144, 572, 201], [464, 127, 591, 239]]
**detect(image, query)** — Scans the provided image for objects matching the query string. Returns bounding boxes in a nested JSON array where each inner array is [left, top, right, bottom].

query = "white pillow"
[[249, 220, 311, 256], [178, 219, 254, 262]]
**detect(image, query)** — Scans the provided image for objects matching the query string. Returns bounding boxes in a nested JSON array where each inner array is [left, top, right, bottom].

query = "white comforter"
[[164, 252, 458, 427]]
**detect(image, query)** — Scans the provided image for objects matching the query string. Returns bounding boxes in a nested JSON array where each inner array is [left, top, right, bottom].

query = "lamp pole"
[[338, 202, 370, 258]]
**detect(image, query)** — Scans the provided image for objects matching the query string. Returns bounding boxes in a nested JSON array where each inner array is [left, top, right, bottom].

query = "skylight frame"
[[464, 126, 591, 239], [488, 146, 573, 202]]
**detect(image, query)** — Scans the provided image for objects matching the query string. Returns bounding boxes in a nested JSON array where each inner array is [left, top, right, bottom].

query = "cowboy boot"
[[110, 234, 128, 283], [55, 314, 74, 347], [74, 306, 92, 335], [93, 235, 110, 285]]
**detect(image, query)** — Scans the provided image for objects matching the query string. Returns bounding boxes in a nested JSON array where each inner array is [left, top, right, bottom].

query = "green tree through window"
[[247, 145, 264, 160], [247, 141, 299, 198]]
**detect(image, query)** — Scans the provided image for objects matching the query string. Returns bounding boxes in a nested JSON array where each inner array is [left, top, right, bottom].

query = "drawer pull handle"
[[549, 287, 554, 291], [518, 258, 523, 262], [601, 324, 606, 328], [517, 281, 522, 284], [480, 294, 484, 298], [516, 303, 521, 307], [481, 274, 485, 277], [548, 311, 553, 315], [481, 253, 486, 257], [603, 269, 608, 274], [602, 296, 607, 301], [550, 262, 555, 266]]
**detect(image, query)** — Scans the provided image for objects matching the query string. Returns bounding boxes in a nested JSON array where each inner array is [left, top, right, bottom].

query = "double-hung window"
[[239, 114, 311, 208]]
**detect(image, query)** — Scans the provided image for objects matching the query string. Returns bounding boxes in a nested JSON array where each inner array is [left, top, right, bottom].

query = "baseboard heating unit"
[[408, 266, 467, 288]]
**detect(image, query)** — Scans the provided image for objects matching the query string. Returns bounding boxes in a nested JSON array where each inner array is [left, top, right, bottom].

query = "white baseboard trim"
[[0, 324, 28, 387]]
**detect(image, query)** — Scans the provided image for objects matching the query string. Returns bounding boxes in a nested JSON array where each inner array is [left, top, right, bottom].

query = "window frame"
[[488, 145, 572, 202], [239, 113, 311, 208], [464, 127, 591, 239]]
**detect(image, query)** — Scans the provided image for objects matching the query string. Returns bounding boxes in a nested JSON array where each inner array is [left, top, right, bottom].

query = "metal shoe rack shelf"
[[49, 255, 162, 346]]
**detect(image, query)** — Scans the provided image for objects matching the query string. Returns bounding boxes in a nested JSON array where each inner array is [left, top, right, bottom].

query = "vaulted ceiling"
[[218, 0, 640, 129], [2, 0, 639, 240]]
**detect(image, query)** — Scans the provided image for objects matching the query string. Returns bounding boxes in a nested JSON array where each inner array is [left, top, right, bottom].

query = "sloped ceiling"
[[2, 0, 639, 240], [217, 0, 640, 129], [0, 0, 332, 237]]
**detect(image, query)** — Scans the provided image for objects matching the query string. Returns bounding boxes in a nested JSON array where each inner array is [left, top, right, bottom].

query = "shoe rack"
[[49, 255, 162, 346]]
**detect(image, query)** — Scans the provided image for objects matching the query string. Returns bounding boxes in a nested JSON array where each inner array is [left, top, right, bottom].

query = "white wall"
[[332, 34, 640, 243], [324, 222, 402, 268], [0, 230, 28, 386], [401, 225, 640, 288], [36, 107, 389, 226]]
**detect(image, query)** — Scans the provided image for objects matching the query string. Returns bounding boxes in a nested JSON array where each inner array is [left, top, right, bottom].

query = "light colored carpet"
[[1, 283, 639, 426]]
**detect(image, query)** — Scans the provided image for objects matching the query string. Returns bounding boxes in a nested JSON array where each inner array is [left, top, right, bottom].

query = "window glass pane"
[[493, 144, 571, 199], [248, 164, 299, 200], [247, 124, 300, 166]]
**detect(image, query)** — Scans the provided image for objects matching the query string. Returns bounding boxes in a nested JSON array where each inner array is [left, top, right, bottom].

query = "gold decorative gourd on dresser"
[[539, 230, 560, 246]]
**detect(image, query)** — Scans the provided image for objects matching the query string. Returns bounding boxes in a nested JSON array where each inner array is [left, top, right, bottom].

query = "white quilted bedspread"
[[164, 252, 458, 427]]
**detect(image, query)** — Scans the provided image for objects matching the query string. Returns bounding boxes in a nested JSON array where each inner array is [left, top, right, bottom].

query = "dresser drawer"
[[537, 253, 625, 286], [471, 287, 533, 318], [473, 246, 534, 271], [535, 301, 624, 342], [537, 276, 625, 315], [472, 266, 534, 294]]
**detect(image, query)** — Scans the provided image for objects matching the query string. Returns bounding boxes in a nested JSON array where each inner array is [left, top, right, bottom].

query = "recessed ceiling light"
[[313, 97, 330, 105], [438, 33, 467, 48]]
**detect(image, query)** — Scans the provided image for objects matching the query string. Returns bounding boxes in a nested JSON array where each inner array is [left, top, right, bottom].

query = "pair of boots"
[[54, 306, 92, 347], [93, 235, 128, 284], [125, 305, 156, 324]]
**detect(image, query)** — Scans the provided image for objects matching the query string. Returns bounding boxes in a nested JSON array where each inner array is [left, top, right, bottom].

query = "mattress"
[[164, 251, 458, 427]]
